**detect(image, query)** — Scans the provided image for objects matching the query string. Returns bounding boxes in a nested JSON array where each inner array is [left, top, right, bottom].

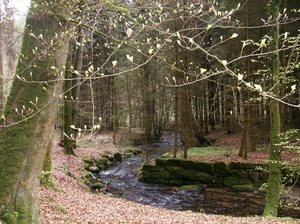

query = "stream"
[[98, 132, 300, 218]]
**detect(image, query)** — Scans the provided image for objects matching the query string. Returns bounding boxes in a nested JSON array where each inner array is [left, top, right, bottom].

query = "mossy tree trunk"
[[0, 3, 3, 112], [63, 45, 76, 155], [263, 0, 282, 217], [0, 0, 78, 223]]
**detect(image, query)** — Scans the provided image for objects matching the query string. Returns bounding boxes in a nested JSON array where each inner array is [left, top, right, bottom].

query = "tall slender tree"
[[263, 0, 282, 217]]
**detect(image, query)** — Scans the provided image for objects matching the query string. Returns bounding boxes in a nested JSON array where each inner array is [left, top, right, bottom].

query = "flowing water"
[[98, 132, 300, 218]]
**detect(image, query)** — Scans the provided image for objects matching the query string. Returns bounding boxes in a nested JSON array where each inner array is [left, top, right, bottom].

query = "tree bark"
[[263, 0, 282, 217], [0, 1, 77, 223], [0, 2, 3, 112], [63, 45, 76, 155]]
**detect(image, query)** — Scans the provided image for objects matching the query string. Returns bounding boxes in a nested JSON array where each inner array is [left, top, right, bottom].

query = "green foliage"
[[1, 210, 19, 224], [185, 146, 237, 158], [41, 171, 55, 187], [277, 129, 300, 154], [52, 203, 67, 213]]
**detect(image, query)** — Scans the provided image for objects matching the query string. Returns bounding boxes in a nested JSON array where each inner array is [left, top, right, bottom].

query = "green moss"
[[124, 152, 134, 158], [142, 164, 164, 172], [113, 152, 122, 162], [195, 161, 214, 174], [231, 169, 249, 178], [166, 159, 181, 167], [1, 210, 19, 224], [159, 171, 170, 179], [178, 185, 199, 191], [184, 169, 197, 181], [91, 182, 105, 189], [169, 167, 185, 179], [197, 172, 213, 183], [52, 203, 67, 213], [223, 177, 252, 187], [214, 162, 231, 176], [155, 178, 170, 184], [169, 179, 183, 186], [156, 158, 167, 167], [180, 160, 197, 169]]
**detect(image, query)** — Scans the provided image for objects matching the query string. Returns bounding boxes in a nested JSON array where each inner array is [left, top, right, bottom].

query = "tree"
[[263, 0, 284, 217], [63, 45, 76, 155], [0, 0, 78, 222]]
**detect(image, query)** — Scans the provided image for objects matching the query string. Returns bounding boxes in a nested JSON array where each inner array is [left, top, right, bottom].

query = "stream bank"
[[91, 131, 300, 219]]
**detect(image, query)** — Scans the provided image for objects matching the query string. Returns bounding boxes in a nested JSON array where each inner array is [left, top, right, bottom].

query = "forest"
[[0, 0, 300, 223]]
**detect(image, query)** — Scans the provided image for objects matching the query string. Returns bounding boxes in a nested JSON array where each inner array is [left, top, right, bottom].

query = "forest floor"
[[39, 128, 300, 223]]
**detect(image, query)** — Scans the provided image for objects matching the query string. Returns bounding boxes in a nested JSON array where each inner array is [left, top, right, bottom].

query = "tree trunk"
[[63, 45, 76, 155], [72, 27, 84, 129], [263, 0, 282, 217], [0, 2, 3, 112], [173, 87, 179, 158], [0, 1, 77, 223]]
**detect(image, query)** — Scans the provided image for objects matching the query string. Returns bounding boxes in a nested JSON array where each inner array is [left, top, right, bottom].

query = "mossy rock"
[[148, 172, 161, 178], [141, 170, 151, 178], [183, 169, 197, 181], [114, 152, 122, 162], [138, 176, 144, 182], [223, 176, 252, 187], [195, 161, 214, 174], [155, 178, 170, 184], [249, 172, 260, 181], [95, 158, 108, 170], [169, 167, 185, 179], [180, 160, 197, 169], [82, 157, 93, 165], [231, 169, 249, 178], [142, 164, 165, 172], [232, 184, 254, 192], [103, 154, 115, 161], [156, 158, 167, 167], [197, 172, 213, 183], [87, 165, 100, 173], [169, 179, 183, 186], [178, 185, 199, 191], [229, 162, 243, 169], [124, 152, 134, 158], [92, 181, 105, 189], [124, 147, 142, 155], [212, 174, 223, 184], [84, 162, 91, 170], [166, 159, 181, 167], [160, 171, 170, 179], [214, 162, 231, 176], [82, 170, 90, 179]]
